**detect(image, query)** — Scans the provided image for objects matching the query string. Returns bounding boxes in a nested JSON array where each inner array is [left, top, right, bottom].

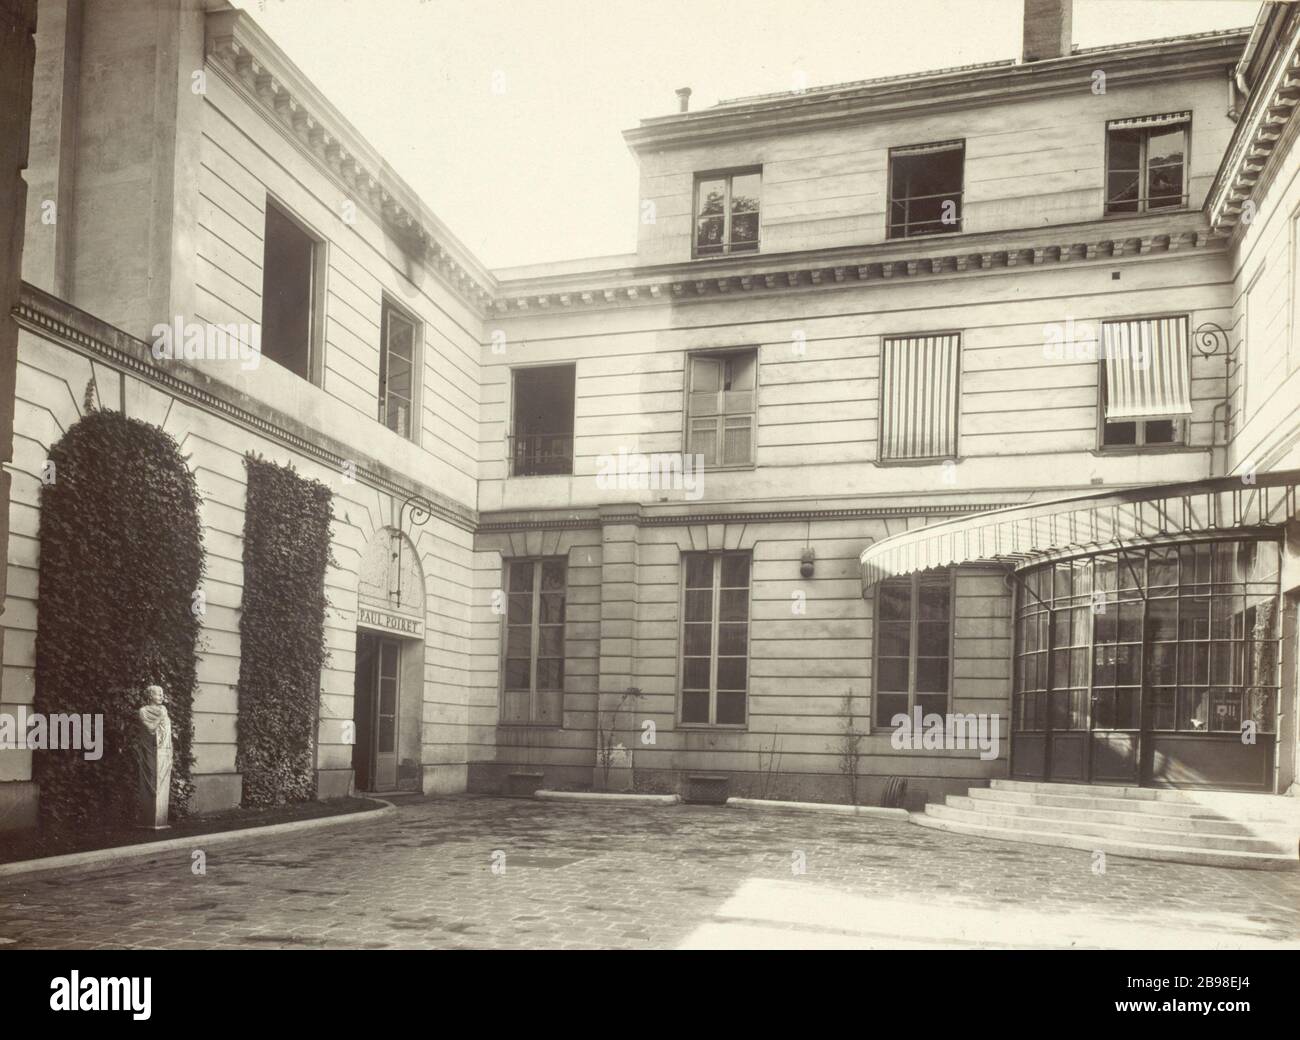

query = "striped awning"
[[1102, 316, 1192, 422], [860, 470, 1300, 594], [879, 333, 961, 460], [1106, 111, 1191, 131]]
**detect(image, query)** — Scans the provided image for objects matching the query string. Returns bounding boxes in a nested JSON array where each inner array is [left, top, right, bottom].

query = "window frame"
[[1103, 118, 1191, 216], [886, 140, 965, 240], [691, 167, 762, 259], [1094, 313, 1190, 453], [378, 296, 421, 443], [872, 570, 955, 731], [499, 557, 567, 727], [678, 551, 752, 729], [260, 195, 328, 386], [683, 347, 759, 471]]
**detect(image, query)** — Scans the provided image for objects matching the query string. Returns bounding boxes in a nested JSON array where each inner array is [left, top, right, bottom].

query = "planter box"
[[505, 771, 545, 798], [685, 773, 730, 805]]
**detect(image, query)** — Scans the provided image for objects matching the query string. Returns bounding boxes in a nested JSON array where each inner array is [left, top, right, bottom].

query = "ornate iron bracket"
[[1192, 321, 1230, 358], [392, 494, 435, 605]]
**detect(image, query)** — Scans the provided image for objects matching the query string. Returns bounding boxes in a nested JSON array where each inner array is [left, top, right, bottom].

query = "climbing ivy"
[[34, 408, 203, 829], [235, 455, 333, 806]]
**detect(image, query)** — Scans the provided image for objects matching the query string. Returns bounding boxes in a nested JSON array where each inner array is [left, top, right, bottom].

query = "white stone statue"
[[134, 684, 173, 829]]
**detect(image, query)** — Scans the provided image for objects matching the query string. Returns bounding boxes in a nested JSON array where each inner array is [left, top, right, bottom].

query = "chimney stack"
[[1022, 0, 1072, 62], [676, 87, 692, 113]]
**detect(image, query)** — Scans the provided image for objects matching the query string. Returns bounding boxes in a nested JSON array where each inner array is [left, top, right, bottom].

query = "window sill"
[[876, 455, 960, 468], [1091, 444, 1201, 456], [497, 720, 564, 730], [506, 470, 575, 479], [698, 462, 756, 473], [1102, 205, 1193, 220], [677, 722, 748, 731], [690, 249, 761, 262]]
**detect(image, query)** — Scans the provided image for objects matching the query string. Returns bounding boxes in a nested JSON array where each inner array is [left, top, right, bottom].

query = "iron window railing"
[[510, 433, 574, 477]]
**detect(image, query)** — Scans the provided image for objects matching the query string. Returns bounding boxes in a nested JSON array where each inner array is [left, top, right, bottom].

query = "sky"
[[229, 0, 1264, 270]]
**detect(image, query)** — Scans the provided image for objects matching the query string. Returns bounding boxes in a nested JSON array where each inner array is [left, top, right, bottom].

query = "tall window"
[[511, 365, 575, 476], [686, 350, 756, 467], [261, 200, 319, 381], [1098, 316, 1189, 448], [874, 572, 952, 727], [693, 169, 761, 257], [878, 333, 961, 461], [502, 558, 566, 725], [379, 299, 418, 439], [888, 141, 964, 239], [1105, 114, 1189, 214], [681, 552, 750, 726]]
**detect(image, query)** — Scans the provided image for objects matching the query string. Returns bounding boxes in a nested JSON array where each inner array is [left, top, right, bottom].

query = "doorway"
[[353, 630, 400, 792]]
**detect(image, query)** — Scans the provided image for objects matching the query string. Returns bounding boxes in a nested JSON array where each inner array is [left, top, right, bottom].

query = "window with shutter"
[[686, 350, 756, 467]]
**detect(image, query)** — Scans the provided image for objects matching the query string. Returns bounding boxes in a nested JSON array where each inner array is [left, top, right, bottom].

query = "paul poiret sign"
[[357, 603, 424, 639]]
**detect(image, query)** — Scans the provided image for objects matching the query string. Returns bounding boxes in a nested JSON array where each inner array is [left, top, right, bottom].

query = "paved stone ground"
[[0, 795, 1296, 949]]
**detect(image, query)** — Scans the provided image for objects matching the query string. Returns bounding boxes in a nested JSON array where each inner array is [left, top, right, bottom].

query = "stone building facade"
[[3, 0, 1300, 829]]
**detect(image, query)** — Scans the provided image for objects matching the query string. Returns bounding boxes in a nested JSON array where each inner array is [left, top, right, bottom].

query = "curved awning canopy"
[[860, 470, 1300, 595]]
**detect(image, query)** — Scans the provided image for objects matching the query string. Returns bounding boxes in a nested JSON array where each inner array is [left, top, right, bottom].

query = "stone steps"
[[917, 780, 1300, 870]]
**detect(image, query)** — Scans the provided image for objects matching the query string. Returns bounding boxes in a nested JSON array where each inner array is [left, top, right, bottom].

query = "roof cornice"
[[489, 213, 1222, 316], [204, 9, 499, 313], [625, 30, 1249, 153], [1208, 8, 1300, 236]]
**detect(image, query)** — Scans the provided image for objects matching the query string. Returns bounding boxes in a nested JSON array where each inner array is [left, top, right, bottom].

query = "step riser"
[[991, 779, 1300, 823], [927, 805, 1291, 853], [972, 787, 1300, 824], [944, 795, 1290, 838], [912, 813, 1300, 871]]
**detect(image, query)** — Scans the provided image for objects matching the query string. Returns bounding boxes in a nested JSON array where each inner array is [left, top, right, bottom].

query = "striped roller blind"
[[879, 333, 961, 461], [1101, 316, 1192, 422]]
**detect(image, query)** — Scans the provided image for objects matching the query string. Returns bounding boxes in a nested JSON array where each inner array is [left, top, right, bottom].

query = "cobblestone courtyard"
[[0, 795, 1296, 949]]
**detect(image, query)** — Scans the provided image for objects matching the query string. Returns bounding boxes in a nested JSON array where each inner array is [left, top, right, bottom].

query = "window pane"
[[730, 173, 760, 212], [535, 689, 563, 725], [696, 216, 724, 254], [682, 690, 709, 724], [916, 658, 948, 693], [716, 690, 746, 725], [506, 625, 531, 659], [917, 621, 948, 656], [916, 692, 948, 718], [536, 658, 564, 691], [722, 416, 753, 466], [879, 580, 911, 620], [685, 555, 714, 589], [697, 179, 726, 217], [879, 658, 909, 691], [683, 622, 712, 656], [504, 659, 530, 691], [539, 592, 565, 623], [541, 560, 566, 591], [683, 657, 710, 690], [878, 621, 910, 657], [509, 562, 534, 592], [876, 692, 908, 725], [717, 623, 747, 656], [501, 689, 530, 724], [537, 625, 563, 658], [719, 589, 749, 622], [685, 589, 713, 622], [716, 657, 747, 691], [507, 592, 531, 624], [720, 555, 750, 587]]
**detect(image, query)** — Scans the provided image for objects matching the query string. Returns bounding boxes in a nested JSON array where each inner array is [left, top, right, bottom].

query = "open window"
[[686, 349, 756, 468], [1098, 316, 1190, 449], [379, 299, 419, 441], [1105, 114, 1189, 214], [511, 364, 575, 476], [888, 141, 964, 239], [260, 200, 323, 382]]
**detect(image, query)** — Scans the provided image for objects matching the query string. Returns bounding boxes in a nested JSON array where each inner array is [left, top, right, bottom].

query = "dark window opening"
[[260, 201, 316, 380], [694, 169, 761, 257], [681, 552, 750, 726], [888, 142, 964, 239], [511, 364, 575, 476]]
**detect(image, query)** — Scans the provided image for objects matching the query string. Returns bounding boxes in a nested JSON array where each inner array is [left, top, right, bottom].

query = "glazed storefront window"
[[1013, 539, 1281, 736]]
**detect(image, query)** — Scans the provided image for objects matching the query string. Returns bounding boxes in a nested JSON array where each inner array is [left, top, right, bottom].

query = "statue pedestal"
[[136, 741, 171, 830]]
